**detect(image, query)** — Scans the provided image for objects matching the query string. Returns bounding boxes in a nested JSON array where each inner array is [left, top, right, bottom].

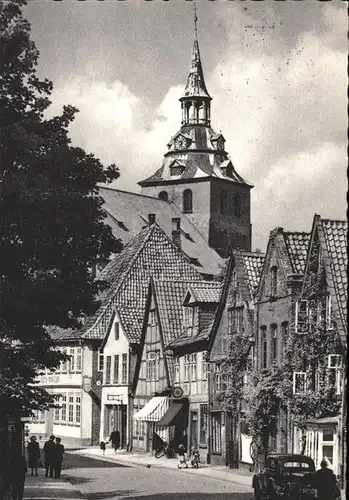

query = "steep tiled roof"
[[154, 280, 204, 346], [186, 281, 222, 304], [100, 187, 223, 277], [241, 251, 265, 298], [283, 232, 310, 274], [82, 224, 203, 343], [320, 219, 347, 337], [169, 316, 215, 348]]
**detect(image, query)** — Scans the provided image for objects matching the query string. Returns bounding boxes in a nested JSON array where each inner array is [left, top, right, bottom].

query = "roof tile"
[[283, 232, 310, 274]]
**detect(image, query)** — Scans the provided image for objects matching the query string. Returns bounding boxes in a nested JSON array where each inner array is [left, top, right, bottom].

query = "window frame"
[[114, 322, 120, 341], [293, 372, 307, 395], [121, 353, 128, 384], [113, 354, 119, 384], [105, 355, 112, 385], [183, 189, 193, 213], [295, 300, 309, 335]]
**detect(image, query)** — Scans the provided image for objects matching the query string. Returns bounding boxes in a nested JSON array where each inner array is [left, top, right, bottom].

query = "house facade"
[[255, 227, 310, 454], [208, 250, 264, 467], [291, 216, 347, 478], [132, 278, 220, 456]]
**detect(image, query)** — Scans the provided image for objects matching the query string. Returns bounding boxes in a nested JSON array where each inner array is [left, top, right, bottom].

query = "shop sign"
[[107, 395, 123, 403]]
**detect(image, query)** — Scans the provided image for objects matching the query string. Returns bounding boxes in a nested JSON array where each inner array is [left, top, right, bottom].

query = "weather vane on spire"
[[194, 3, 198, 40]]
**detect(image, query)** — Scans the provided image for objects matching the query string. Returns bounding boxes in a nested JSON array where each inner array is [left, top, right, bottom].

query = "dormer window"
[[183, 306, 194, 328], [183, 189, 193, 213], [170, 164, 185, 176]]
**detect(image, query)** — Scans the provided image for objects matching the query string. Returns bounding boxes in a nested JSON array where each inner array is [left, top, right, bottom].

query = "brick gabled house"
[[207, 249, 264, 467], [255, 227, 310, 454], [132, 278, 220, 457], [292, 215, 347, 479]]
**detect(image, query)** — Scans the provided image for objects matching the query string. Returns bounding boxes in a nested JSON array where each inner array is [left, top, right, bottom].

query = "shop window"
[[68, 395, 74, 424], [183, 189, 193, 213], [61, 395, 67, 422], [199, 404, 208, 446], [75, 395, 81, 425], [122, 353, 128, 384], [98, 352, 104, 372], [113, 355, 119, 384], [105, 356, 112, 385], [211, 413, 222, 454]]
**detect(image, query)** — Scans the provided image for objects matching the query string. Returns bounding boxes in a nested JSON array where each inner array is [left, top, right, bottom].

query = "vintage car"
[[252, 453, 318, 500]]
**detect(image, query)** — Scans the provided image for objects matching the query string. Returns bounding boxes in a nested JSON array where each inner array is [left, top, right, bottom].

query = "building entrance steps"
[[69, 447, 254, 489]]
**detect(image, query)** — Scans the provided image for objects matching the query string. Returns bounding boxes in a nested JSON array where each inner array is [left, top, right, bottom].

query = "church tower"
[[139, 12, 252, 257]]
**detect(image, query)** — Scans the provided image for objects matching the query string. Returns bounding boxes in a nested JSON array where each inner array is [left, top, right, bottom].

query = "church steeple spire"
[[180, 5, 211, 127]]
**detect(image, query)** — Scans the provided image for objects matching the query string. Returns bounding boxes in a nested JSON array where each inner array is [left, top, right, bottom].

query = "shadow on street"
[[83, 494, 252, 500], [63, 453, 128, 469]]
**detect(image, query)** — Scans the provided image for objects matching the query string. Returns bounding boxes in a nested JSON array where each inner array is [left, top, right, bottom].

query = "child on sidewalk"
[[177, 444, 188, 469]]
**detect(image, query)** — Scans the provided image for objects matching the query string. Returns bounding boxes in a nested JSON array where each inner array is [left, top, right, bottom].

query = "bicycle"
[[154, 441, 175, 459]]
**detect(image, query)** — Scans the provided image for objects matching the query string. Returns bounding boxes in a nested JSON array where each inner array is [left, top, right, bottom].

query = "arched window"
[[220, 191, 228, 214], [234, 193, 241, 217], [158, 191, 168, 201], [183, 189, 193, 213]]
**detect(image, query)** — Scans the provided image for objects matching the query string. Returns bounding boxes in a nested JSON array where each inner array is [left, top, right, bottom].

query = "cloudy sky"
[[25, 0, 347, 251]]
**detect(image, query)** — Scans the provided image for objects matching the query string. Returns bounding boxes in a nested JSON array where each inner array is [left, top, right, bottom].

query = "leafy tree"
[[0, 0, 122, 415]]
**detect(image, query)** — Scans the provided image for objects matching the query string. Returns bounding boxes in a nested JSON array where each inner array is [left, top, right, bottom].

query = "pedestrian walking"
[[315, 458, 341, 500], [109, 428, 120, 453], [99, 441, 106, 455], [43, 435, 55, 478], [10, 454, 27, 500], [53, 438, 65, 479], [27, 436, 40, 477]]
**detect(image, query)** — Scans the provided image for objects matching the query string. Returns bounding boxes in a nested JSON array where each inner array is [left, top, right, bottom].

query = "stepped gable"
[[283, 231, 311, 274], [100, 186, 223, 277], [320, 218, 347, 337], [82, 224, 203, 343]]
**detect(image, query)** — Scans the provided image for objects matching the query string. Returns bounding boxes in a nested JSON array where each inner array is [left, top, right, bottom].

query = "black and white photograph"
[[0, 0, 346, 499]]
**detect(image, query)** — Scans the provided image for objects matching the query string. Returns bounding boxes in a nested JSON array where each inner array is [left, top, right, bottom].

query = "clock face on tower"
[[174, 135, 188, 150]]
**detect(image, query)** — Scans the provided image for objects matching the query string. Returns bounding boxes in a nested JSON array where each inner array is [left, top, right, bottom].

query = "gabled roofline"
[[207, 254, 235, 354], [82, 225, 157, 339], [300, 214, 320, 298], [99, 309, 117, 351]]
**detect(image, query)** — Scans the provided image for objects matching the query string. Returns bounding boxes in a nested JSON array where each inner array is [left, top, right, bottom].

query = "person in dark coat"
[[53, 438, 65, 479], [10, 454, 27, 500], [43, 435, 55, 478], [27, 436, 40, 477], [315, 457, 341, 500], [109, 428, 120, 453]]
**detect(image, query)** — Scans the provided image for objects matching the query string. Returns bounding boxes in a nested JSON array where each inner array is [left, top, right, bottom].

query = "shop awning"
[[133, 397, 168, 422], [157, 402, 185, 427]]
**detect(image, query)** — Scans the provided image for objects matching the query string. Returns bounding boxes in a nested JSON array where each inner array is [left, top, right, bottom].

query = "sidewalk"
[[69, 447, 254, 488], [24, 473, 83, 499]]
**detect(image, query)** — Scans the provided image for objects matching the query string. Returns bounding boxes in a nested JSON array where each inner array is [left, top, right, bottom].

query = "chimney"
[[148, 213, 156, 225], [172, 218, 181, 249]]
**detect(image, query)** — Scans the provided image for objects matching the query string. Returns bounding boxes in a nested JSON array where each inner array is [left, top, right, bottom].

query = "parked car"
[[252, 453, 317, 500]]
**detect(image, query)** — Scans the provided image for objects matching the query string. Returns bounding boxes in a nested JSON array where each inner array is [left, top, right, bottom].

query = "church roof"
[[100, 186, 224, 277]]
